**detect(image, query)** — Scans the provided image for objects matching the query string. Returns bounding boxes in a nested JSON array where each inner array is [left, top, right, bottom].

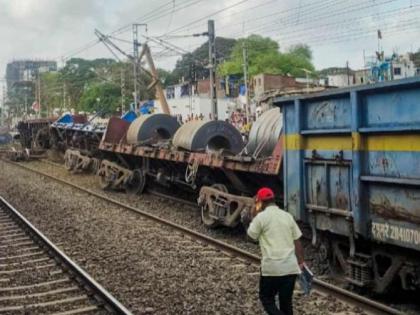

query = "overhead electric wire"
[[224, 0, 400, 39], [274, 4, 420, 43], [159, 0, 254, 36], [60, 40, 101, 62], [59, 0, 183, 59], [58, 0, 207, 62], [161, 0, 278, 38], [280, 18, 420, 47], [52, 0, 420, 90], [109, 0, 182, 36], [111, 0, 207, 36], [164, 0, 176, 34], [217, 0, 345, 35]]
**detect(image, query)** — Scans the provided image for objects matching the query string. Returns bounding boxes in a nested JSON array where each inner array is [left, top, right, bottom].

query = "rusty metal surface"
[[18, 118, 56, 124], [17, 118, 55, 149], [64, 149, 97, 173], [369, 192, 420, 225], [99, 139, 282, 175], [103, 117, 131, 143], [172, 120, 244, 154], [126, 114, 180, 145], [72, 114, 88, 124], [198, 186, 254, 227], [5, 148, 46, 161], [247, 107, 283, 157], [97, 159, 133, 190]]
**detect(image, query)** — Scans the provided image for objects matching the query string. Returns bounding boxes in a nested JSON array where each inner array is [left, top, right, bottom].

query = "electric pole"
[[1, 84, 5, 126], [37, 72, 41, 118], [121, 67, 125, 114], [346, 61, 350, 86], [242, 42, 250, 123], [63, 83, 66, 113], [133, 24, 139, 108], [132, 23, 147, 109], [208, 20, 217, 120]]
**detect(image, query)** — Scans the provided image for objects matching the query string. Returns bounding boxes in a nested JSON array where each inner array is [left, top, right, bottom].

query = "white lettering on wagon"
[[372, 222, 420, 246]]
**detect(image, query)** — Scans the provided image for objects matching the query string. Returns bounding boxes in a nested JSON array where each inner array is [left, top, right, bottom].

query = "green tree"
[[287, 44, 312, 61], [40, 72, 64, 116], [79, 82, 121, 113], [7, 83, 35, 117], [218, 35, 314, 77], [39, 58, 159, 115], [60, 58, 115, 110], [157, 68, 177, 87], [171, 37, 237, 83]]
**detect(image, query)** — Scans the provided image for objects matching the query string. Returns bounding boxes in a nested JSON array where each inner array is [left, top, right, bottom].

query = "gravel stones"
[[0, 161, 370, 314]]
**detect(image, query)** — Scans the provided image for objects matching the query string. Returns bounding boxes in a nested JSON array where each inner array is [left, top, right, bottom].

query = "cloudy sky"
[[1, 0, 420, 82]]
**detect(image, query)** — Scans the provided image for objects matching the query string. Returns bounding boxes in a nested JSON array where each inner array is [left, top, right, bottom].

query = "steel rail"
[[40, 159, 198, 208], [0, 195, 133, 315], [3, 159, 406, 315], [147, 189, 197, 207]]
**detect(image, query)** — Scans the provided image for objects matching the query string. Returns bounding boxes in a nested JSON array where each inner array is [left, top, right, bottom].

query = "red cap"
[[256, 187, 275, 201]]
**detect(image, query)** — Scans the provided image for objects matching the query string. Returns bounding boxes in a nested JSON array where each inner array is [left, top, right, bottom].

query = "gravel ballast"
[[0, 160, 368, 314]]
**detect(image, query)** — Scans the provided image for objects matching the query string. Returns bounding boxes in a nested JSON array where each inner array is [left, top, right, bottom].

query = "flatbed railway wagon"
[[275, 77, 420, 294], [51, 111, 137, 172], [97, 111, 283, 229], [16, 118, 55, 149]]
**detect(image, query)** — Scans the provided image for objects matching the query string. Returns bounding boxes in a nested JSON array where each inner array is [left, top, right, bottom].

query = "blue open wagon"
[[275, 77, 420, 293]]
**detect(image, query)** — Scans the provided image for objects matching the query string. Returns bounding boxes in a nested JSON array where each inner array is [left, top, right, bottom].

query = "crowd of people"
[[177, 113, 206, 124]]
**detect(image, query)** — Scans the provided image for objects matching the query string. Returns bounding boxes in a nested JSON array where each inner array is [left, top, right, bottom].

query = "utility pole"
[[63, 83, 66, 113], [132, 24, 139, 109], [132, 23, 147, 109], [121, 67, 125, 114], [24, 91, 28, 118], [1, 84, 5, 126], [242, 42, 250, 123], [208, 20, 217, 120], [37, 72, 41, 118], [346, 61, 350, 86]]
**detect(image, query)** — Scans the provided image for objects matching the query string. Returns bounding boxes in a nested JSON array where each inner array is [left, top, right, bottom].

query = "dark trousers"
[[259, 274, 297, 315]]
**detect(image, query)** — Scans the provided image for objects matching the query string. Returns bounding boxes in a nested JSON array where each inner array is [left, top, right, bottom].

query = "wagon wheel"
[[201, 184, 228, 228], [34, 127, 50, 149], [64, 152, 75, 171], [124, 169, 146, 195], [90, 158, 102, 174], [98, 172, 112, 190]]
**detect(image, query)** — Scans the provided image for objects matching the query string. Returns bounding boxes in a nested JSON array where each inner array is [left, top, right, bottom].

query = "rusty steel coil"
[[247, 108, 282, 157], [172, 120, 244, 154], [127, 114, 180, 145]]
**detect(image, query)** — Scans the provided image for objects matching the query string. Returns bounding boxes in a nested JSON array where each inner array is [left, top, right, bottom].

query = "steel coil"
[[126, 114, 180, 145], [172, 120, 244, 154], [247, 108, 282, 157]]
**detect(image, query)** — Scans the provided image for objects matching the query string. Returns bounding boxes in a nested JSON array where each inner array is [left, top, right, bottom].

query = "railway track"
[[2, 159, 407, 315], [0, 196, 132, 315], [40, 159, 198, 208]]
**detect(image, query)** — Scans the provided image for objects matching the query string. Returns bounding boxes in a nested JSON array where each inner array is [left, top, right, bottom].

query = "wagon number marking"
[[372, 222, 420, 245]]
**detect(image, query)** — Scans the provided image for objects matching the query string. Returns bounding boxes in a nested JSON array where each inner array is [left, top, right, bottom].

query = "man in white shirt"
[[247, 187, 305, 315]]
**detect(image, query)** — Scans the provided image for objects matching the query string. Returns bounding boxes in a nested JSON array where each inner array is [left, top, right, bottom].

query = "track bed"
[[0, 197, 130, 315]]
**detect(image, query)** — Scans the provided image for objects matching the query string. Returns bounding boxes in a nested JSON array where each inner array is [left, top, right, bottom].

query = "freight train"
[[95, 78, 420, 295], [13, 77, 420, 295], [97, 110, 282, 228], [275, 77, 420, 294], [49, 111, 136, 172]]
